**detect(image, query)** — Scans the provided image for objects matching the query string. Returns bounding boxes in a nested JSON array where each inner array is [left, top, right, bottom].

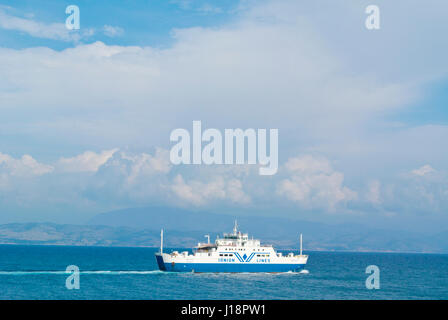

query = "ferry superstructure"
[[155, 222, 308, 273]]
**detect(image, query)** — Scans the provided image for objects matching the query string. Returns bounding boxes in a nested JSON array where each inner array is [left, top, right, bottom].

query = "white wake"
[[0, 270, 164, 275]]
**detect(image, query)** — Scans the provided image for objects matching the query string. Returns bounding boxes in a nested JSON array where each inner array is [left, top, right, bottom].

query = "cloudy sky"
[[0, 0, 447, 233]]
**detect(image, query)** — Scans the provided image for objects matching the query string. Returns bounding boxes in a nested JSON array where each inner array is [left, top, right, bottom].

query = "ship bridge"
[[215, 221, 263, 248], [195, 220, 273, 252]]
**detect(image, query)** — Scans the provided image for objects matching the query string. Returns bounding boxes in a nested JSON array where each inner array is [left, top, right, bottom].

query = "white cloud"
[[360, 166, 448, 216], [1, 0, 448, 225], [366, 180, 381, 205], [0, 152, 53, 177], [103, 25, 124, 37], [196, 4, 223, 14], [411, 164, 436, 177], [122, 148, 172, 184], [1, 147, 448, 221], [82, 148, 171, 183], [171, 174, 251, 206], [0, 7, 94, 42], [277, 155, 357, 210], [43, 149, 174, 209], [284, 155, 333, 174], [0, 2, 417, 142], [57, 149, 119, 173]]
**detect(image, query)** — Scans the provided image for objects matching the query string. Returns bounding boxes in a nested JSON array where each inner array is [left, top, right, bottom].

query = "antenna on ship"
[[160, 229, 164, 254], [299, 233, 303, 256], [233, 220, 238, 234], [205, 234, 210, 244]]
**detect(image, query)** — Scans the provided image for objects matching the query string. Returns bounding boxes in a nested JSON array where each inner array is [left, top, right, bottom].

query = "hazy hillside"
[[0, 223, 201, 248], [88, 206, 330, 237], [87, 206, 448, 253], [0, 206, 446, 253]]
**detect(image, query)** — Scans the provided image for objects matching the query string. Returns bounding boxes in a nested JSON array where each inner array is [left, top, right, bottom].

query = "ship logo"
[[233, 252, 256, 262]]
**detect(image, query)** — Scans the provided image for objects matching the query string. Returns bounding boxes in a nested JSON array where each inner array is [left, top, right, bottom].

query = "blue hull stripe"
[[159, 262, 306, 273]]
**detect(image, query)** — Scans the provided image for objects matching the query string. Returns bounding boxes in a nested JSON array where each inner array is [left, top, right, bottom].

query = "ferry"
[[155, 221, 308, 273]]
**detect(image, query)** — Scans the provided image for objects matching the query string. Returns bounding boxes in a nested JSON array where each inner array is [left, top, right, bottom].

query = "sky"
[[0, 0, 447, 233]]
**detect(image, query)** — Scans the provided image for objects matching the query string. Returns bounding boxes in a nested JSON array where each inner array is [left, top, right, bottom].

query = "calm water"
[[0, 245, 447, 299]]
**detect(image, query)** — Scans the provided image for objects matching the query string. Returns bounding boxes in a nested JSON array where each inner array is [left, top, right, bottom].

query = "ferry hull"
[[155, 222, 309, 273], [155, 254, 305, 273]]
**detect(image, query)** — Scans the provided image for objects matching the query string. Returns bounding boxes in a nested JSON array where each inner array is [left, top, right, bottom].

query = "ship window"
[[219, 254, 223, 256]]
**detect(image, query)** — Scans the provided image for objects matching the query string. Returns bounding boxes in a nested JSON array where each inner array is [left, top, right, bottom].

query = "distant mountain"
[[87, 206, 447, 253], [0, 223, 202, 247], [1, 207, 447, 253], [88, 206, 330, 238]]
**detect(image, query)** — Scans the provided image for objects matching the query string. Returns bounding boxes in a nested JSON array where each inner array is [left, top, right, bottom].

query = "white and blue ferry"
[[155, 222, 308, 273]]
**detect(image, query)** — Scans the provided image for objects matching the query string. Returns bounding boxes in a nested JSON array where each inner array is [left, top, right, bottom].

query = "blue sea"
[[0, 245, 447, 300]]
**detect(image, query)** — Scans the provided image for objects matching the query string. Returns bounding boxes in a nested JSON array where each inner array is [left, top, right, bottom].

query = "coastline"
[[0, 242, 447, 255]]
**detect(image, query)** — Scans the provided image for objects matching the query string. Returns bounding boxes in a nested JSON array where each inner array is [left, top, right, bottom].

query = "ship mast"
[[233, 220, 238, 235], [160, 229, 164, 254]]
